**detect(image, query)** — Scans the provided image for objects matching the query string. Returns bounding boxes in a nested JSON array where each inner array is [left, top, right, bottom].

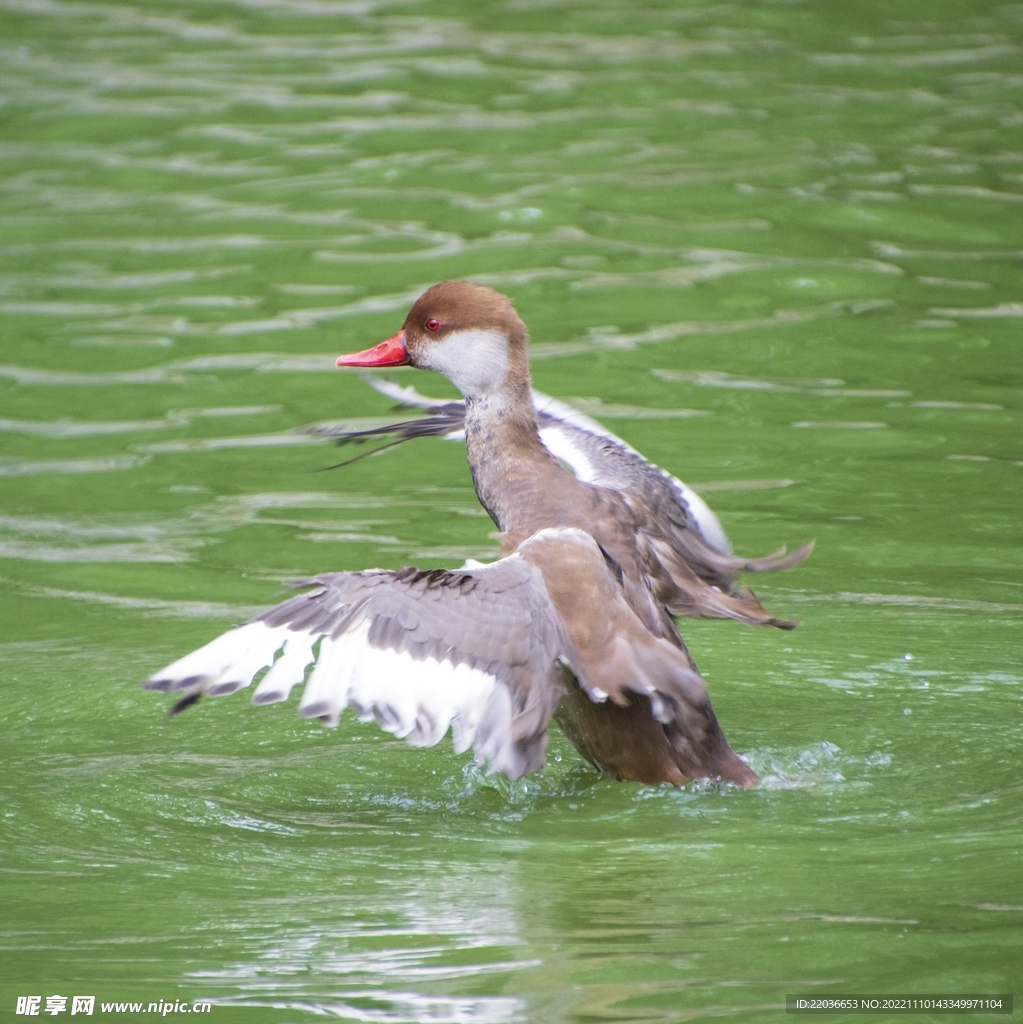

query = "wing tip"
[[769, 616, 801, 631], [205, 678, 247, 697], [251, 688, 287, 706], [141, 673, 203, 693], [168, 691, 202, 716], [299, 699, 337, 722]]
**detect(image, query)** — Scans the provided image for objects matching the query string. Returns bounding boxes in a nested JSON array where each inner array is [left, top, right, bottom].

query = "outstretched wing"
[[143, 556, 584, 779], [315, 377, 811, 600], [315, 377, 732, 551]]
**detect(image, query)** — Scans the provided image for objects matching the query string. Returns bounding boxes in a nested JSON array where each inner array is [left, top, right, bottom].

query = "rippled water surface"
[[2, 0, 1022, 1020]]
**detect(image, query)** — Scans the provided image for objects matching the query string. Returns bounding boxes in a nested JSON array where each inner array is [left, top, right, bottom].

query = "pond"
[[1, 0, 1021, 1020]]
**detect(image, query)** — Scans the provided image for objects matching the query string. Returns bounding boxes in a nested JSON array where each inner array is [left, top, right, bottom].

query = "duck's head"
[[336, 280, 530, 399]]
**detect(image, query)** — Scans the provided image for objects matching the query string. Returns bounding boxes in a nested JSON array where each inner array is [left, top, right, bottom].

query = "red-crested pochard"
[[145, 281, 812, 788]]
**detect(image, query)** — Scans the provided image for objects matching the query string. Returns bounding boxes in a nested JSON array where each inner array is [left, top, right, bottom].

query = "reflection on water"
[[2, 0, 1021, 1019], [194, 858, 530, 1022]]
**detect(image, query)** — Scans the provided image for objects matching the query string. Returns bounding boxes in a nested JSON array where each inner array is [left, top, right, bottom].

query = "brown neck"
[[463, 380, 565, 533]]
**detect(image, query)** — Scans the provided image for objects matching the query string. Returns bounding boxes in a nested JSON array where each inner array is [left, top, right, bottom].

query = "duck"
[[144, 281, 812, 788]]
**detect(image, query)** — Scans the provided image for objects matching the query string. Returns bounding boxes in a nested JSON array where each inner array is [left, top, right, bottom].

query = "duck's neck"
[[463, 381, 562, 533]]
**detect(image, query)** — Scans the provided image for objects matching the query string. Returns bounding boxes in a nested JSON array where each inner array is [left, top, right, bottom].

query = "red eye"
[[425, 318, 440, 332]]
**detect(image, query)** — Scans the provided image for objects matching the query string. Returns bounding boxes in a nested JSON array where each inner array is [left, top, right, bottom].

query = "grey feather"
[[142, 554, 587, 779]]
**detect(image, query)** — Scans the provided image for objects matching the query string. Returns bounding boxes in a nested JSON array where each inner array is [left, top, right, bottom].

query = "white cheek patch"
[[420, 329, 509, 398]]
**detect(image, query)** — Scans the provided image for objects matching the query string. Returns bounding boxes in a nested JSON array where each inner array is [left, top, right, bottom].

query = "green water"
[[1, 0, 1021, 1020]]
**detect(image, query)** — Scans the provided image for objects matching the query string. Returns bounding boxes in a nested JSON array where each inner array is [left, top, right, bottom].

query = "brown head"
[[337, 281, 531, 400]]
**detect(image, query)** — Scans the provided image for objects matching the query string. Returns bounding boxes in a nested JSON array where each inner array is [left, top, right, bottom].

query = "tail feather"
[[648, 537, 799, 629], [741, 539, 815, 573], [661, 516, 814, 584], [666, 582, 799, 631]]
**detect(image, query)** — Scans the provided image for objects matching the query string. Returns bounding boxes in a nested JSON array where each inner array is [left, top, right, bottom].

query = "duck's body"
[[338, 281, 809, 636], [145, 281, 810, 789], [318, 377, 734, 559]]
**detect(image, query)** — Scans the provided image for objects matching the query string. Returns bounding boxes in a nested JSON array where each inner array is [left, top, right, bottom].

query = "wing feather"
[[252, 633, 317, 705], [317, 378, 810, 603], [142, 557, 580, 778]]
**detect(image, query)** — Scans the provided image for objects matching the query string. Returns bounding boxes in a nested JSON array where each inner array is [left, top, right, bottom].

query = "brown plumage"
[[392, 281, 809, 636], [137, 281, 810, 792], [329, 280, 813, 785], [516, 531, 756, 787]]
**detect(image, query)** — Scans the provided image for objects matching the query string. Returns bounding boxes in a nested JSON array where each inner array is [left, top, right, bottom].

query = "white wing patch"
[[532, 391, 622, 443], [149, 621, 293, 698], [144, 616, 522, 775], [361, 379, 732, 554], [669, 480, 731, 555], [533, 396, 731, 553], [252, 631, 317, 705], [538, 423, 598, 483]]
